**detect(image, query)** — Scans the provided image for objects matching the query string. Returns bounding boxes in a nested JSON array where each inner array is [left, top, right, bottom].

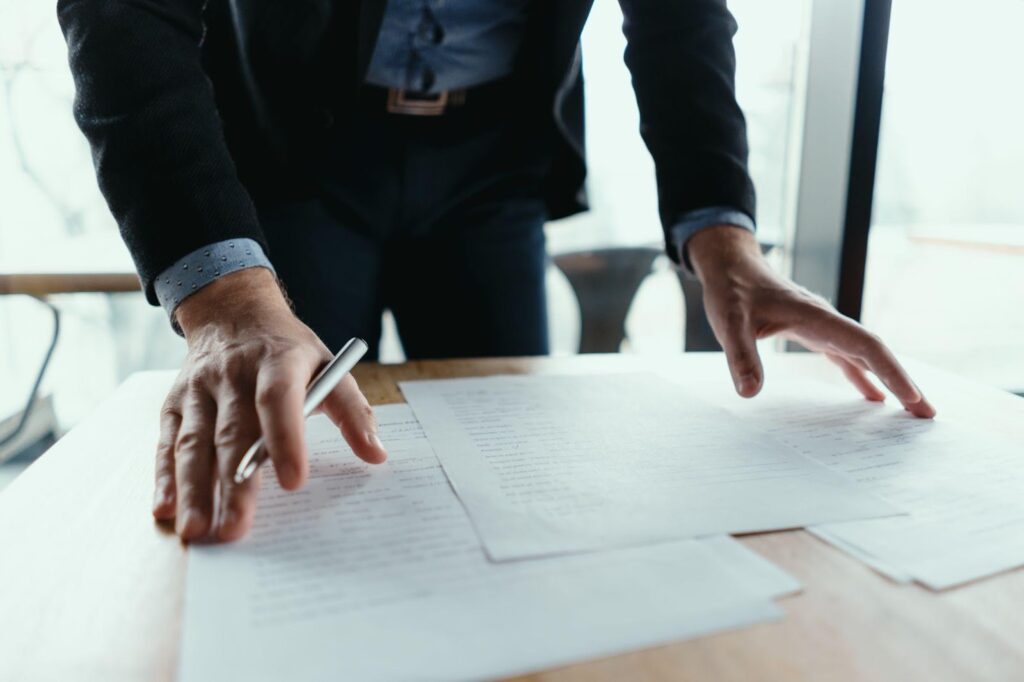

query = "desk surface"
[[2, 353, 1023, 682]]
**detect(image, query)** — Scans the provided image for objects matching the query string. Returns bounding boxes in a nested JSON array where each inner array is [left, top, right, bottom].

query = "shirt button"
[[418, 21, 444, 45], [419, 68, 436, 92]]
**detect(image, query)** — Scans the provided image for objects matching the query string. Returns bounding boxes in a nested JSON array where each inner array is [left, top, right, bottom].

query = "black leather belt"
[[359, 78, 517, 117]]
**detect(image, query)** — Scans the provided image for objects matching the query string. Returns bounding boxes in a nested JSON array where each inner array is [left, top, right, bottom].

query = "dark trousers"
[[258, 92, 552, 361]]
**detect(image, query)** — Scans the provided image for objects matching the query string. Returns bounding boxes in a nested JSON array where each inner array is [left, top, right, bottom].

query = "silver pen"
[[234, 337, 369, 484]]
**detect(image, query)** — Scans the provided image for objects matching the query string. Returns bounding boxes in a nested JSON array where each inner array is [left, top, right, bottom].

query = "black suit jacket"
[[58, 0, 755, 303]]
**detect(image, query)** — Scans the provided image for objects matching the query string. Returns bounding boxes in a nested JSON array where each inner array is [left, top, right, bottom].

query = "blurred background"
[[2, 0, 1022, 484]]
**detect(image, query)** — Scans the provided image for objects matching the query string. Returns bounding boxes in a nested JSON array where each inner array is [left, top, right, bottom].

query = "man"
[[59, 0, 934, 543]]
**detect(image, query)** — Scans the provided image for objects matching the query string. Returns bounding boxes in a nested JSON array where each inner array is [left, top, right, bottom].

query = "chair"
[[552, 242, 777, 354], [551, 248, 662, 353]]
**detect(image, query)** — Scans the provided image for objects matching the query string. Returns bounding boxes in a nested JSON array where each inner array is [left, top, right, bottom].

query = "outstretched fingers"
[[254, 356, 313, 491], [212, 387, 263, 541], [153, 401, 181, 521], [816, 316, 936, 418], [321, 373, 388, 464], [709, 308, 764, 398], [174, 388, 217, 539], [825, 352, 886, 402]]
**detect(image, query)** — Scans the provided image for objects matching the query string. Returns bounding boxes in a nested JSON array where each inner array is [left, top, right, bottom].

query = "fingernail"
[[915, 398, 937, 419], [277, 461, 298, 483], [176, 510, 202, 537], [367, 432, 387, 461], [153, 478, 173, 509], [737, 373, 758, 396], [152, 487, 169, 511]]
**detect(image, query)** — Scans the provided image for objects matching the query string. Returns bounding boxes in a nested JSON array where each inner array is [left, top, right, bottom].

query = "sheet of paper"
[[180, 405, 793, 682], [698, 534, 803, 597], [709, 381, 1024, 590], [399, 373, 898, 561], [808, 528, 914, 584]]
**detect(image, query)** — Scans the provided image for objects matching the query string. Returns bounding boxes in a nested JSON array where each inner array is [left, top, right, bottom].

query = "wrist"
[[686, 225, 763, 285], [175, 267, 291, 340]]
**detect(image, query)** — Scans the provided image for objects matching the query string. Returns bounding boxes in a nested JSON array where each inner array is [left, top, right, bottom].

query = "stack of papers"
[[707, 381, 1024, 589], [180, 405, 801, 682], [183, 366, 1022, 680], [399, 373, 899, 561]]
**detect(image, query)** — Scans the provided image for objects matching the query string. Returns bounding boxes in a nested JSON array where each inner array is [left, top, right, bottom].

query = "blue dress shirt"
[[364, 0, 531, 94], [154, 238, 274, 327], [155, 3, 756, 324], [671, 206, 757, 271]]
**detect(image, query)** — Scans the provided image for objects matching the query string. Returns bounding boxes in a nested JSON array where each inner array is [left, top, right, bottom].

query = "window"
[[545, 0, 811, 354], [862, 0, 1024, 391], [0, 2, 184, 431]]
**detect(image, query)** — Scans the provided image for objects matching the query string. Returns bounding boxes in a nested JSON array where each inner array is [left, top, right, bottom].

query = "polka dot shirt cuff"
[[154, 238, 275, 334], [669, 206, 756, 276]]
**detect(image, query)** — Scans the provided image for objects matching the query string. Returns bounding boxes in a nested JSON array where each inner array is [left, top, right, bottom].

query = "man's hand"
[[687, 225, 935, 418], [152, 268, 387, 542]]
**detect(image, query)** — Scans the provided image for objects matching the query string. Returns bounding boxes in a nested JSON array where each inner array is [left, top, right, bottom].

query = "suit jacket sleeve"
[[58, 0, 266, 304], [618, 0, 756, 261]]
